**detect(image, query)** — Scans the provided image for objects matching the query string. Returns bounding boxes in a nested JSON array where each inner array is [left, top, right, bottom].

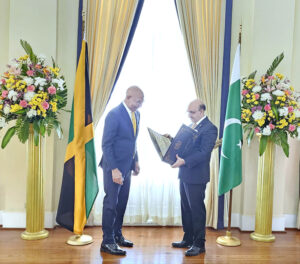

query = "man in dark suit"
[[100, 86, 144, 256], [171, 99, 218, 256]]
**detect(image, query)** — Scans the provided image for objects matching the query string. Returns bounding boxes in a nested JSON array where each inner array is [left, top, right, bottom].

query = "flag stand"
[[67, 234, 93, 246], [216, 189, 241, 246]]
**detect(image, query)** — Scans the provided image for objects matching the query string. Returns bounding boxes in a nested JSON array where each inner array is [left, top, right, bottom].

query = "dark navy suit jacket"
[[178, 117, 218, 184], [100, 103, 139, 174]]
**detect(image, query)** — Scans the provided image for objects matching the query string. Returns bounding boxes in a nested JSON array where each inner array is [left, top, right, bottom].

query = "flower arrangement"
[[241, 53, 300, 157], [0, 40, 67, 148]]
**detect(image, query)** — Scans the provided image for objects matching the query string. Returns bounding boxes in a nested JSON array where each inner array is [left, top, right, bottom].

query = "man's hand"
[[163, 134, 173, 141], [171, 154, 185, 168], [132, 162, 140, 176], [112, 168, 123, 185]]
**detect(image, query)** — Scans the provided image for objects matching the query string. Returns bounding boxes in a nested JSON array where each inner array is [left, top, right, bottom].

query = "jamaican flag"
[[56, 40, 99, 235]]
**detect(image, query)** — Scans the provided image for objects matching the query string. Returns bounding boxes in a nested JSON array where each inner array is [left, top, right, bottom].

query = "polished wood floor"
[[0, 226, 299, 264]]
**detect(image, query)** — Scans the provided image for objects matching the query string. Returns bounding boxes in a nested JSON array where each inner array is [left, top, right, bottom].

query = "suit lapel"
[[119, 103, 136, 138]]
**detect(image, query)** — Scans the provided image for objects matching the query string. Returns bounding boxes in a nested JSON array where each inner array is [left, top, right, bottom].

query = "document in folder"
[[147, 124, 199, 165]]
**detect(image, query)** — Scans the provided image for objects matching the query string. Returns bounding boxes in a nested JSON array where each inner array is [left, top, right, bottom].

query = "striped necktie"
[[131, 112, 136, 136], [191, 123, 197, 129]]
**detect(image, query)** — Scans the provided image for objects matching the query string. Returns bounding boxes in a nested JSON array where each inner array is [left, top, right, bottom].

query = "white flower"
[[7, 90, 18, 101], [24, 91, 36, 102], [260, 93, 272, 101], [278, 107, 288, 117], [37, 54, 46, 63], [294, 109, 300, 118], [34, 77, 47, 87], [27, 109, 37, 118], [252, 85, 262, 93], [52, 78, 65, 90], [3, 105, 11, 114], [0, 117, 6, 128], [262, 126, 271, 136], [272, 90, 285, 96], [252, 110, 264, 120], [23, 77, 34, 85], [281, 83, 290, 90]]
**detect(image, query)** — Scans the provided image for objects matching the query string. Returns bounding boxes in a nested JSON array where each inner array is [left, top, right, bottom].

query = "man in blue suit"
[[171, 99, 218, 256], [100, 86, 144, 256]]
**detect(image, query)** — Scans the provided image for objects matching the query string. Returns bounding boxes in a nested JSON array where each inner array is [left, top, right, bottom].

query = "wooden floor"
[[0, 226, 299, 264]]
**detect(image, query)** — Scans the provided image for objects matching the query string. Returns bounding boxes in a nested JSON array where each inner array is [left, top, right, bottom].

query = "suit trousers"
[[102, 164, 131, 244], [180, 180, 207, 247]]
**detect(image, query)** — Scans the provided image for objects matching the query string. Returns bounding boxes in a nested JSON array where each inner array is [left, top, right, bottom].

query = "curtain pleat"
[[175, 0, 224, 228], [86, 0, 141, 126]]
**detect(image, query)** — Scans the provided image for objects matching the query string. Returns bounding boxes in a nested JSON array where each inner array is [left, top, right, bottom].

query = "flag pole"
[[66, 0, 94, 246], [216, 25, 242, 247]]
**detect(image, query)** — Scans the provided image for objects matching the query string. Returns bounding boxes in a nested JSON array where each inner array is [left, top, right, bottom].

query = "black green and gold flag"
[[56, 40, 99, 235]]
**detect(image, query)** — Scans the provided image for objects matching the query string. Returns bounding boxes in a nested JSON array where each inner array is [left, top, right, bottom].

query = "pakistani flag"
[[218, 44, 242, 196]]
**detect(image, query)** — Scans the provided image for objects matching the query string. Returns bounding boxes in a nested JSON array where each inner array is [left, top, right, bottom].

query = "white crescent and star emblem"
[[221, 118, 242, 159]]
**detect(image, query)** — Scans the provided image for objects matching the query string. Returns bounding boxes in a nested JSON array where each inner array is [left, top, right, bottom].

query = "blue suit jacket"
[[178, 117, 218, 184], [100, 103, 140, 174]]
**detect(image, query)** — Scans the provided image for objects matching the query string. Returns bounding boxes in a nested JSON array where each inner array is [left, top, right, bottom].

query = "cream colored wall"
[[0, 0, 77, 227], [0, 0, 299, 230], [230, 0, 300, 230]]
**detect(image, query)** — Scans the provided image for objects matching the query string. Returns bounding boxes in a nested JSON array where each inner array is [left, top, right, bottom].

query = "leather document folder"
[[147, 124, 199, 165]]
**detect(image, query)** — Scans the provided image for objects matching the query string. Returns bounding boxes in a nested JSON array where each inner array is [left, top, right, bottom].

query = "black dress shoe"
[[100, 243, 126, 255], [172, 240, 193, 248], [115, 236, 134, 247], [185, 245, 205, 256]]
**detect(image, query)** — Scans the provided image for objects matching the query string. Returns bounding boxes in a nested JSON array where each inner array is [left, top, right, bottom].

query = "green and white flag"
[[218, 44, 242, 196]]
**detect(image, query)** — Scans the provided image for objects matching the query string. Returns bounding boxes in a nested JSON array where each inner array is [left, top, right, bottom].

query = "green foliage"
[[248, 70, 257, 79], [266, 53, 284, 76], [20, 39, 37, 64], [1, 127, 16, 149], [259, 135, 268, 156], [15, 118, 30, 143]]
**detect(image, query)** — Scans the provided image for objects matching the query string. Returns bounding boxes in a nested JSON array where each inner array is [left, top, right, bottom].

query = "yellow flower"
[[275, 73, 284, 80], [10, 104, 23, 113], [275, 101, 280, 105], [290, 86, 294, 91], [0, 105, 3, 110], [18, 55, 29, 61], [254, 101, 258, 105]]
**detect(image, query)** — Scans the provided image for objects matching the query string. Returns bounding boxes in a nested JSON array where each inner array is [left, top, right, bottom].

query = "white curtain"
[[89, 0, 197, 226]]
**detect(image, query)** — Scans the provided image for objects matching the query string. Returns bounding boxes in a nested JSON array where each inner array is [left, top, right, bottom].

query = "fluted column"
[[250, 140, 275, 242], [21, 125, 48, 240]]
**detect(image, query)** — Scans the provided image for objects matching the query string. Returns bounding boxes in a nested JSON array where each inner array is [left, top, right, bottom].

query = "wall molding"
[[226, 213, 298, 231], [2, 211, 55, 228]]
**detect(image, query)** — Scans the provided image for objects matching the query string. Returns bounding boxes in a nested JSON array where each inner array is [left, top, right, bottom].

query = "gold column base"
[[216, 231, 241, 247], [67, 234, 94, 246], [21, 229, 49, 240], [250, 232, 275, 242]]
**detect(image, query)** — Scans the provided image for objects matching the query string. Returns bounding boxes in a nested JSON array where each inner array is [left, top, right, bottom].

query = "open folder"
[[147, 124, 199, 165]]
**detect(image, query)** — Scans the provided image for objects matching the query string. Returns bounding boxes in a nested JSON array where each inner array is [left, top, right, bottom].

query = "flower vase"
[[21, 125, 48, 240], [250, 139, 275, 242]]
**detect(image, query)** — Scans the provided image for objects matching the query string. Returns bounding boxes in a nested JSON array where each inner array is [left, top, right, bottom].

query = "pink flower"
[[19, 100, 28, 108], [41, 101, 49, 110], [268, 75, 274, 80], [27, 85, 35, 92], [255, 127, 260, 133], [48, 86, 56, 95], [255, 94, 260, 100], [242, 89, 249, 96], [269, 123, 275, 130], [288, 124, 296, 132], [26, 70, 34, 76], [264, 104, 271, 111], [1, 79, 6, 84], [288, 106, 293, 113], [1, 90, 8, 98]]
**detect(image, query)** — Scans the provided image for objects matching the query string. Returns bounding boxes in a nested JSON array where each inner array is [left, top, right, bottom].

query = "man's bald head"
[[124, 86, 144, 112], [187, 99, 206, 123]]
